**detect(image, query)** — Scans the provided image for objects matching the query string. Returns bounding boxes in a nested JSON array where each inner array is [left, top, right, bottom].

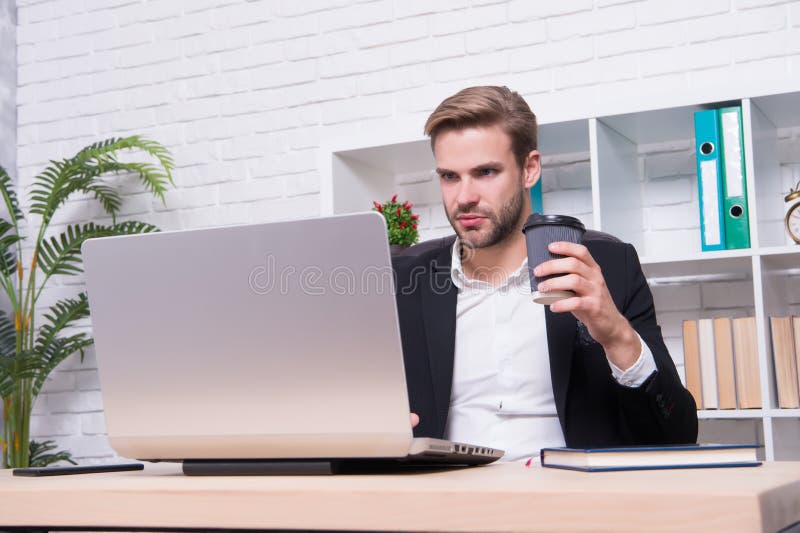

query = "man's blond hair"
[[424, 86, 538, 169]]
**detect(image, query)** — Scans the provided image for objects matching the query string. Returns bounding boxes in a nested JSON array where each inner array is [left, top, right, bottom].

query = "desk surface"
[[2, 461, 800, 532]]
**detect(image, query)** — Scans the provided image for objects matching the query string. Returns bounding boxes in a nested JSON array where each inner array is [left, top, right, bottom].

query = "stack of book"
[[769, 316, 800, 409], [682, 317, 761, 410]]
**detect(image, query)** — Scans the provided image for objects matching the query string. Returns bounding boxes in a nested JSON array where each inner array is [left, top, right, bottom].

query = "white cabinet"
[[321, 90, 800, 460]]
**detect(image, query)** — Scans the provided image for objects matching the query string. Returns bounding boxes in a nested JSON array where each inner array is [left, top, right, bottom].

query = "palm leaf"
[[31, 335, 94, 398], [65, 162, 124, 218], [122, 136, 175, 178], [31, 297, 95, 396], [35, 294, 90, 357], [111, 220, 160, 234], [97, 161, 171, 203], [0, 164, 23, 223], [0, 310, 16, 357], [78, 160, 171, 207], [84, 179, 122, 217], [72, 136, 174, 202], [72, 137, 123, 166], [37, 221, 159, 277], [0, 218, 21, 279], [27, 136, 174, 226], [0, 352, 42, 397], [37, 223, 116, 277], [28, 159, 90, 226], [29, 439, 77, 467]]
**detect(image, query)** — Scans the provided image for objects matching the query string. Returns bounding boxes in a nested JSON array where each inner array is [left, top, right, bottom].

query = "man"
[[393, 86, 697, 462]]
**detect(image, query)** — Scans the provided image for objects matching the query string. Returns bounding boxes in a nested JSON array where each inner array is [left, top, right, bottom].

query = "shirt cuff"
[[608, 332, 657, 388]]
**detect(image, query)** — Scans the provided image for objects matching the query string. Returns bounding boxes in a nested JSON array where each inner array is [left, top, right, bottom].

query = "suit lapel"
[[421, 246, 458, 437], [545, 306, 576, 434]]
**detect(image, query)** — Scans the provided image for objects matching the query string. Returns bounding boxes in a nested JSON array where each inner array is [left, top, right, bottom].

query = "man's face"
[[434, 124, 539, 249]]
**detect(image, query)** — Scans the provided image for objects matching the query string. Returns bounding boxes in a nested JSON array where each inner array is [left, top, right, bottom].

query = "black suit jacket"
[[392, 232, 698, 448]]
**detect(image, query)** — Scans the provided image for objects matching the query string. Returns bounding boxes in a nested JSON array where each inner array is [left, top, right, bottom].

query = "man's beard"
[[446, 185, 526, 249]]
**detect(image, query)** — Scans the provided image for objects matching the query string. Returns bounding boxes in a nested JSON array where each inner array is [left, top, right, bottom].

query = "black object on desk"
[[13, 462, 144, 476]]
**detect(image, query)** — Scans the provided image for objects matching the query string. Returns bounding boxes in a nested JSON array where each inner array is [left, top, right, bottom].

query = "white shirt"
[[444, 240, 657, 462]]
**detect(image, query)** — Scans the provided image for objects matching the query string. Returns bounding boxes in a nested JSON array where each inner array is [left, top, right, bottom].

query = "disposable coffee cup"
[[522, 214, 586, 305]]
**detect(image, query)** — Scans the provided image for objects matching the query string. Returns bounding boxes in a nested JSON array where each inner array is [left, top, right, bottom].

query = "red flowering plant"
[[372, 194, 420, 246]]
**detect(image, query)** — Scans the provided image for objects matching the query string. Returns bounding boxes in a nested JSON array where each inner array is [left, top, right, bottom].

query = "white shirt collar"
[[450, 238, 529, 291]]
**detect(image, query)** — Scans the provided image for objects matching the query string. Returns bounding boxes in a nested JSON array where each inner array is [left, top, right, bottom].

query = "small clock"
[[786, 180, 800, 244]]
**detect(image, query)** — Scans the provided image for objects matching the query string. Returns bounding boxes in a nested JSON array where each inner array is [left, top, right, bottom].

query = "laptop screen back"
[[82, 213, 413, 460]]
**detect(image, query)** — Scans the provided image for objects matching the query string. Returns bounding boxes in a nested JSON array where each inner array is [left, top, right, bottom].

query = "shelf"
[[641, 253, 752, 283], [758, 247, 800, 276], [751, 92, 800, 129], [641, 245, 800, 266], [757, 244, 800, 258], [336, 139, 432, 176], [330, 119, 592, 177], [538, 119, 590, 155], [323, 86, 800, 460], [641, 248, 754, 266], [640, 246, 800, 281], [759, 248, 800, 318], [769, 410, 800, 418], [697, 410, 764, 420], [600, 101, 739, 146]]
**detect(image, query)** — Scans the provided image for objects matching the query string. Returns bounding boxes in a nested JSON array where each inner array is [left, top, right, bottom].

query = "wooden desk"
[[1, 461, 800, 532]]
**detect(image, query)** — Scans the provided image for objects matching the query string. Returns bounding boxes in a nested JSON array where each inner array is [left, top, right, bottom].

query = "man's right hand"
[[410, 412, 419, 428]]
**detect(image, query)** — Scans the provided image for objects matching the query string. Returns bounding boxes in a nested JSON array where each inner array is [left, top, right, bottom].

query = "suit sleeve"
[[611, 243, 698, 445]]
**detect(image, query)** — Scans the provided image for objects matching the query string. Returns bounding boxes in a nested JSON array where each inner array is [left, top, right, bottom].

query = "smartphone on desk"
[[13, 463, 143, 477]]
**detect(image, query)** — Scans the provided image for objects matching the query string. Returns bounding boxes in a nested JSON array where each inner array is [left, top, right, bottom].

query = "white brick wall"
[[0, 0, 14, 180], [0, 1, 15, 445], [10, 0, 800, 461]]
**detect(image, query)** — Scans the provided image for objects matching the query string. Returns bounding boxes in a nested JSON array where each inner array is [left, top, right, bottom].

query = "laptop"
[[82, 212, 503, 473]]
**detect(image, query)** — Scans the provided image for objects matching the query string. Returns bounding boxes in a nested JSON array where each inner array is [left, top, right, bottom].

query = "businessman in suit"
[[394, 86, 698, 461]]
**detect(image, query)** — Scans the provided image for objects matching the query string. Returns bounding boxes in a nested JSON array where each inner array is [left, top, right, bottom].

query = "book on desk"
[[540, 443, 761, 472]]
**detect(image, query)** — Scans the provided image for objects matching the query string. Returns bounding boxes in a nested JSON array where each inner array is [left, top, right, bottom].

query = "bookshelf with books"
[[320, 89, 800, 461]]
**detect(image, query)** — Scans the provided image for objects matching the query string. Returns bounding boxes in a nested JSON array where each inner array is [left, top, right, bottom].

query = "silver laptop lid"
[[82, 212, 413, 460]]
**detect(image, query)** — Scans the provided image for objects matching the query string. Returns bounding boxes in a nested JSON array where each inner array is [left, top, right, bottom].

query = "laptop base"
[[183, 460, 337, 476], [181, 458, 475, 476]]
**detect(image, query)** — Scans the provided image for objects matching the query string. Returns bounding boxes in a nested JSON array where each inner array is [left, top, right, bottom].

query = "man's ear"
[[523, 150, 541, 189]]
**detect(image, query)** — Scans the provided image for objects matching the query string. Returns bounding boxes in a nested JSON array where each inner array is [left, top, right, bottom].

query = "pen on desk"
[[524, 453, 544, 467]]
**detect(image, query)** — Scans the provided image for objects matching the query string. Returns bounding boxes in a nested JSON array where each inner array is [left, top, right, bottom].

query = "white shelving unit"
[[320, 89, 800, 461]]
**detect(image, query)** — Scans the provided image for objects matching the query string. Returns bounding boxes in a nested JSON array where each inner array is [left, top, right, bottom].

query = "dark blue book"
[[540, 444, 761, 472]]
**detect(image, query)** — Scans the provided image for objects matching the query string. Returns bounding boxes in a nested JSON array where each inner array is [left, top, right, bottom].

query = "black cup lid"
[[522, 213, 586, 233]]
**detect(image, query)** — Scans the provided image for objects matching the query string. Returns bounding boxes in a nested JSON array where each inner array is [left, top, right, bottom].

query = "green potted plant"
[[372, 194, 420, 255], [0, 136, 174, 468], [28, 439, 77, 467]]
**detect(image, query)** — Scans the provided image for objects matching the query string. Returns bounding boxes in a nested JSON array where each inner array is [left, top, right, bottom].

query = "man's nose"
[[456, 177, 480, 207]]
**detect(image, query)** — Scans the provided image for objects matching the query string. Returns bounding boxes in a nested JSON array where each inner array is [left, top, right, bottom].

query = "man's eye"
[[479, 168, 496, 176], [440, 172, 457, 181]]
